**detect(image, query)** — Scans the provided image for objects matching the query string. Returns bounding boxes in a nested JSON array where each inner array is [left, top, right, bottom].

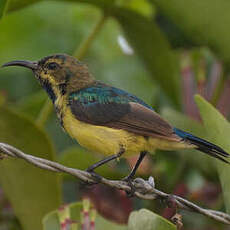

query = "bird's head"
[[2, 54, 95, 102]]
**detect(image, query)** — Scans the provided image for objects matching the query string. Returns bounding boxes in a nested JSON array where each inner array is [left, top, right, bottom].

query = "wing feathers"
[[107, 102, 179, 141], [70, 89, 180, 141]]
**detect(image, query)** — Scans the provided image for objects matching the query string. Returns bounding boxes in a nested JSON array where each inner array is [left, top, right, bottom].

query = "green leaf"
[[152, 0, 230, 66], [195, 95, 230, 212], [43, 207, 74, 230], [54, 0, 114, 9], [0, 0, 8, 18], [118, 0, 154, 17], [5, 0, 42, 13], [43, 210, 61, 230], [128, 209, 176, 230], [112, 8, 181, 108], [96, 215, 127, 230], [161, 107, 217, 176], [16, 90, 47, 119], [0, 106, 61, 230]]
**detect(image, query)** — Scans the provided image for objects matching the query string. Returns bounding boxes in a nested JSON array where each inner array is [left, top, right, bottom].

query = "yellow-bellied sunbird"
[[2, 54, 229, 181]]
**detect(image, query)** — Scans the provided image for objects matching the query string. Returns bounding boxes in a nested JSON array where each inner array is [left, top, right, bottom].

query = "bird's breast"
[[54, 94, 68, 127]]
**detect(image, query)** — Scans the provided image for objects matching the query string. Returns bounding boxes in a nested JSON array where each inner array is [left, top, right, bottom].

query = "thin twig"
[[0, 142, 230, 225], [36, 98, 53, 126], [73, 13, 107, 59]]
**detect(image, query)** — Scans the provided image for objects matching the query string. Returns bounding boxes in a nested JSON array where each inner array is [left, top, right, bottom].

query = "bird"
[[2, 54, 229, 181]]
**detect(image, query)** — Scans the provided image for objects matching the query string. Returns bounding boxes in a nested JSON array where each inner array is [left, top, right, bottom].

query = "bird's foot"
[[122, 175, 136, 197], [85, 168, 102, 185], [123, 176, 156, 198]]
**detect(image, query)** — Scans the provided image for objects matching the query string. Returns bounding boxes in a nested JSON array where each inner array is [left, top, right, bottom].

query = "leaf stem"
[[36, 13, 107, 126], [210, 68, 227, 106], [73, 13, 107, 59], [1, 0, 10, 18], [36, 98, 53, 126]]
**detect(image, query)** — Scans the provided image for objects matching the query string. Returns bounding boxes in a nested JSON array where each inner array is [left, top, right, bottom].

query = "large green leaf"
[[112, 8, 181, 108], [152, 0, 230, 66], [119, 0, 153, 17], [0, 0, 8, 18], [3, 0, 108, 15], [128, 209, 176, 230], [195, 95, 230, 212], [5, 0, 42, 13], [16, 90, 47, 119], [0, 106, 61, 230], [162, 107, 217, 176], [43, 210, 61, 230]]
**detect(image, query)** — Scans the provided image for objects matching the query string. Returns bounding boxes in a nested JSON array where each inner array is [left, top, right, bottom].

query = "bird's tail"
[[174, 128, 230, 163]]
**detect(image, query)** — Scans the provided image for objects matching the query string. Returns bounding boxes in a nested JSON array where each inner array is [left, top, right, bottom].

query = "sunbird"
[[2, 54, 229, 181]]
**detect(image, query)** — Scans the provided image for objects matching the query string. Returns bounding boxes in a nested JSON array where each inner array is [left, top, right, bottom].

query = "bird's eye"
[[46, 62, 59, 70]]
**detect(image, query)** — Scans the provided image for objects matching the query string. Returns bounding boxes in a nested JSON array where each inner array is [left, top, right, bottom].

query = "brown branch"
[[0, 142, 230, 225]]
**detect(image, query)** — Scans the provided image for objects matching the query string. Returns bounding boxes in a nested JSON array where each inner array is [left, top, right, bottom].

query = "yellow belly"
[[62, 108, 192, 157]]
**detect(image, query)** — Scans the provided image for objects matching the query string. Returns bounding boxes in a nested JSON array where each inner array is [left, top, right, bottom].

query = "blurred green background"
[[1, 0, 230, 230]]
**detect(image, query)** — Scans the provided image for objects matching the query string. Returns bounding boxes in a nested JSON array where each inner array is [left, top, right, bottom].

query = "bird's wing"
[[106, 102, 179, 140], [68, 84, 180, 141]]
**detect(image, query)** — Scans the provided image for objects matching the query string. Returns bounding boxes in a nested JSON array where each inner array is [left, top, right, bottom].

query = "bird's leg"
[[123, 151, 147, 197], [86, 147, 125, 183], [124, 151, 147, 181], [87, 147, 125, 172]]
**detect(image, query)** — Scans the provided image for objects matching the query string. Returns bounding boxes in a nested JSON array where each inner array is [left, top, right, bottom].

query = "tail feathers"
[[174, 128, 230, 164]]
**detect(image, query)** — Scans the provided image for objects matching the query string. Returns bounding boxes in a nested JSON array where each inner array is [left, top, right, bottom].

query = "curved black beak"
[[2, 60, 38, 71]]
